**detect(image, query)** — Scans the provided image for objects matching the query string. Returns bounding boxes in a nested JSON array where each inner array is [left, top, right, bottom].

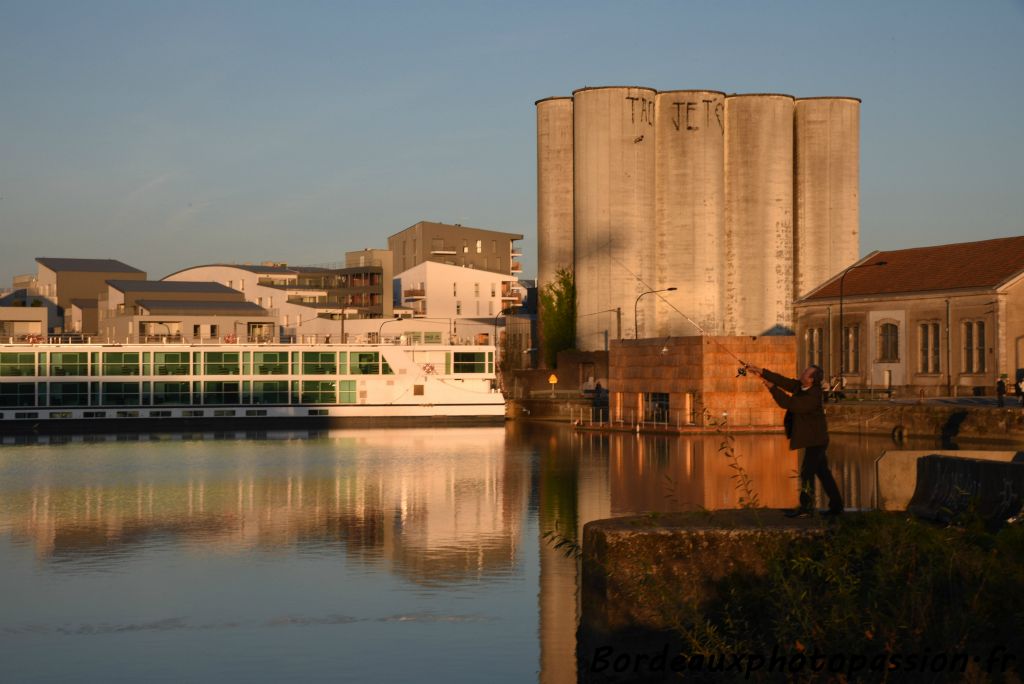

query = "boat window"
[[0, 352, 36, 377], [350, 352, 380, 375], [49, 382, 88, 407], [154, 352, 190, 376], [0, 382, 36, 407], [254, 351, 289, 375], [453, 352, 487, 373], [253, 380, 289, 404], [49, 352, 88, 376], [203, 381, 240, 405], [204, 352, 240, 375], [339, 380, 357, 404], [102, 352, 140, 376], [302, 352, 337, 375], [101, 382, 141, 406], [153, 381, 191, 406], [301, 381, 336, 404]]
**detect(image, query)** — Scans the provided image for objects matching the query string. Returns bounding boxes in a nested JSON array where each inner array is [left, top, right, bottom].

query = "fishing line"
[[601, 252, 750, 374]]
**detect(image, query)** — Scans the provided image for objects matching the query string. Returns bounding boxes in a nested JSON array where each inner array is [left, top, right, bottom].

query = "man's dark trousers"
[[798, 445, 844, 513]]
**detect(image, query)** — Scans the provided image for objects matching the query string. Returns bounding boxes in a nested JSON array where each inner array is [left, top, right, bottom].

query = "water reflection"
[[0, 428, 528, 588], [518, 423, 938, 684], [0, 424, 937, 682]]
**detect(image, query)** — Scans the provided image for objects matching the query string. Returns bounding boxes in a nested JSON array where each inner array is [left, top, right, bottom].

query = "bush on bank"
[[673, 513, 1023, 682]]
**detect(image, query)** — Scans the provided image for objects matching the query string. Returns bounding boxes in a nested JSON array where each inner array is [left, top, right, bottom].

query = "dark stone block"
[[577, 510, 827, 683], [907, 454, 1024, 528]]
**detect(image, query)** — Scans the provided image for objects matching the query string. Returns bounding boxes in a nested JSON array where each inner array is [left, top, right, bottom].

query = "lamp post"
[[837, 260, 887, 380], [634, 287, 677, 339], [579, 307, 622, 348]]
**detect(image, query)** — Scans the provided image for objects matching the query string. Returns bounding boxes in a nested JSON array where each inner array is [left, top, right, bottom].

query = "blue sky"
[[1, 0, 1022, 282]]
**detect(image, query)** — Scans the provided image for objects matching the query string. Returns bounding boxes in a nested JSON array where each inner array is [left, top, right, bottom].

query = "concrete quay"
[[509, 396, 1024, 444]]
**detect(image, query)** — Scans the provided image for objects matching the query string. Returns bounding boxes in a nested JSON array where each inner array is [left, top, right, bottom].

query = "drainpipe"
[[826, 305, 833, 382], [946, 298, 952, 397]]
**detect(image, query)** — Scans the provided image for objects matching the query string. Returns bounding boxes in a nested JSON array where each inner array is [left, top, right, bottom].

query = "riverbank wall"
[[508, 397, 1024, 444]]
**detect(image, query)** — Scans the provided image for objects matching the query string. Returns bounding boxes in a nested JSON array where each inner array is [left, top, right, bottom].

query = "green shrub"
[[675, 514, 1024, 682]]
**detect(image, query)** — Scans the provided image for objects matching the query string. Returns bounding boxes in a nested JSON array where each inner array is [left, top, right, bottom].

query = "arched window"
[[878, 322, 899, 362]]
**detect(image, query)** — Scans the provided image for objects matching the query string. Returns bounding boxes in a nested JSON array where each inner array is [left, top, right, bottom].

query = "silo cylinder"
[[573, 86, 657, 349], [724, 94, 795, 336], [794, 97, 861, 298], [655, 90, 726, 337], [536, 97, 575, 293]]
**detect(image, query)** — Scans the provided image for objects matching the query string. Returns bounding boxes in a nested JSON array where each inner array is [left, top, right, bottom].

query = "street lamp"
[[581, 308, 622, 341], [634, 287, 677, 339], [838, 260, 887, 380]]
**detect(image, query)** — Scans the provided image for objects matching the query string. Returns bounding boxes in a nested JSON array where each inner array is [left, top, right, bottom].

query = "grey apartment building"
[[388, 221, 523, 276]]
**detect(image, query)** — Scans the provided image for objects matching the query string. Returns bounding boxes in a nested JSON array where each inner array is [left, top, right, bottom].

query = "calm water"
[[0, 423, 935, 683]]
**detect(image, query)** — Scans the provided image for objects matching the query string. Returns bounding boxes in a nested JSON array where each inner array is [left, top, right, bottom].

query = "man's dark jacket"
[[761, 369, 828, 449]]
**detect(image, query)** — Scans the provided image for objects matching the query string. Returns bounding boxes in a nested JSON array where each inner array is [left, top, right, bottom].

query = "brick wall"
[[609, 336, 796, 427]]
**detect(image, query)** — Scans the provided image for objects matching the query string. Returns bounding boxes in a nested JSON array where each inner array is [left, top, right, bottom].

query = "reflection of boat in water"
[[0, 342, 505, 433], [0, 426, 524, 587]]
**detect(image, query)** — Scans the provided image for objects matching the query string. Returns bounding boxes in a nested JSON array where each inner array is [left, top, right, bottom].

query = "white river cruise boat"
[[0, 341, 506, 433]]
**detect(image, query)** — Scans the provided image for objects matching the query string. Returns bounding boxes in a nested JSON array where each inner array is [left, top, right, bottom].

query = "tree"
[[539, 268, 576, 368]]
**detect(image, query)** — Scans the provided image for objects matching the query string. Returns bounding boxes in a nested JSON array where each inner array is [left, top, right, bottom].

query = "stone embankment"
[[508, 397, 1024, 443], [826, 402, 1024, 443], [577, 510, 830, 683]]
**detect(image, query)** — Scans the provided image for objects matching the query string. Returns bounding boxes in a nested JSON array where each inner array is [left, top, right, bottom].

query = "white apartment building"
[[395, 260, 522, 320]]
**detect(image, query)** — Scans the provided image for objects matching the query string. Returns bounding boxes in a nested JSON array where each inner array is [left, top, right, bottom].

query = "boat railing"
[[2, 334, 493, 349]]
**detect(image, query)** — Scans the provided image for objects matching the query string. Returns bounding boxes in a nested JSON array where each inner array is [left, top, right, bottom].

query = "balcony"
[[403, 288, 426, 299], [510, 261, 522, 273], [430, 249, 457, 255]]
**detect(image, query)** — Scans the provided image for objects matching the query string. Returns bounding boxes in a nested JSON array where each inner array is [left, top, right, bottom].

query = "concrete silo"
[[794, 97, 861, 297], [724, 94, 795, 336], [654, 90, 726, 337], [573, 86, 657, 350], [536, 97, 575, 292]]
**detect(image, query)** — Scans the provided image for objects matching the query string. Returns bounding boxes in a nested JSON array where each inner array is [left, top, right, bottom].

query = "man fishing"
[[744, 363, 844, 518]]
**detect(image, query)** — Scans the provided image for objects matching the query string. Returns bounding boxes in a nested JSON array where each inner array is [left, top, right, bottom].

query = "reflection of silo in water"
[[724, 94, 795, 335], [536, 97, 575, 292], [794, 97, 861, 297], [574, 86, 657, 349], [655, 90, 726, 336]]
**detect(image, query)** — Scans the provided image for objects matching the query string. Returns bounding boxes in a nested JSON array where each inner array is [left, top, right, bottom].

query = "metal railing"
[[566, 406, 699, 429]]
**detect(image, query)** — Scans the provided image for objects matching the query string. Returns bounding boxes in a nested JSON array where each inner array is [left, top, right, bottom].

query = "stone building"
[[608, 336, 795, 428], [794, 236, 1024, 397]]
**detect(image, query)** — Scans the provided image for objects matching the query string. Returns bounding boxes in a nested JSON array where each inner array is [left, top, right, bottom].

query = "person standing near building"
[[997, 376, 1007, 408], [745, 363, 844, 518]]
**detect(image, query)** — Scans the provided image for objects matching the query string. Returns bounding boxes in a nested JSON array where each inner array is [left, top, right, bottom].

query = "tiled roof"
[[37, 257, 144, 274], [135, 300, 269, 315], [107, 280, 236, 294], [802, 236, 1024, 300]]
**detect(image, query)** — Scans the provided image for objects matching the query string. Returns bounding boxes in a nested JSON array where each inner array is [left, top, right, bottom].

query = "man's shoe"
[[822, 508, 845, 520], [784, 508, 812, 518]]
